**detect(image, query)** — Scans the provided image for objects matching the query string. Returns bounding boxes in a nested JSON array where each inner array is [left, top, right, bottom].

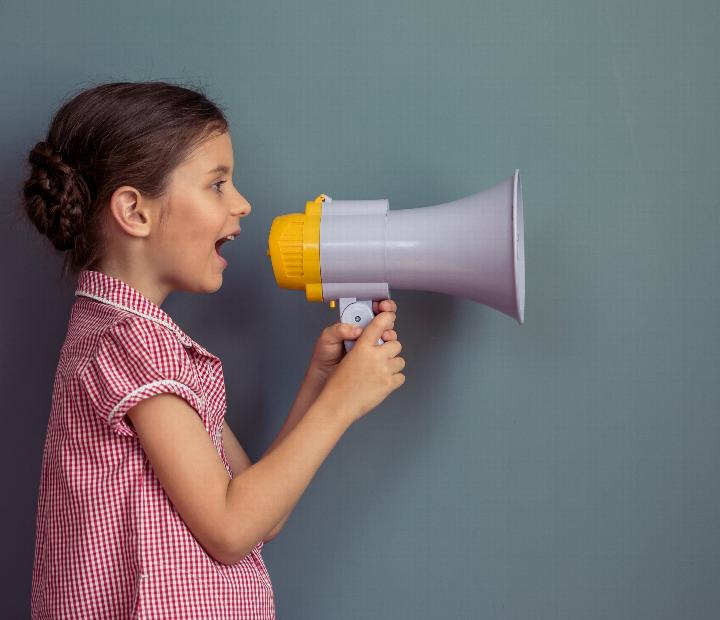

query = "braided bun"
[[23, 141, 91, 251]]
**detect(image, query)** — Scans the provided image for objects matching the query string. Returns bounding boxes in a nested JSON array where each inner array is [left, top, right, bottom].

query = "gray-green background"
[[2, 1, 718, 618]]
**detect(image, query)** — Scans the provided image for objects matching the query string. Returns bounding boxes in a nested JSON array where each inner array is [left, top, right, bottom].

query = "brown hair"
[[21, 81, 228, 277]]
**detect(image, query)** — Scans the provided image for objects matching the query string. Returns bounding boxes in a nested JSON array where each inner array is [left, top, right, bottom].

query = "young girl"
[[23, 81, 406, 619]]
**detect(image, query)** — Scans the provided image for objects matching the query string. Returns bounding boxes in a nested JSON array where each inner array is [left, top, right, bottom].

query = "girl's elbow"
[[214, 524, 258, 565], [218, 538, 256, 565]]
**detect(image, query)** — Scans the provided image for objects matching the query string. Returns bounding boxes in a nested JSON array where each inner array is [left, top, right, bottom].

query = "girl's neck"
[[91, 260, 171, 307]]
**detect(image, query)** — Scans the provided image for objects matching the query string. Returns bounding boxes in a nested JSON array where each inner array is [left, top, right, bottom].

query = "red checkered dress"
[[31, 269, 275, 619]]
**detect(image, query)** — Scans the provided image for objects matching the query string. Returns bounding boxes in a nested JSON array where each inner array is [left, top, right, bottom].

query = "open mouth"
[[214, 231, 239, 256]]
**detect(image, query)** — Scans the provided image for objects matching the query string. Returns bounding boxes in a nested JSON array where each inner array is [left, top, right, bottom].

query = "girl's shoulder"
[[72, 307, 208, 437]]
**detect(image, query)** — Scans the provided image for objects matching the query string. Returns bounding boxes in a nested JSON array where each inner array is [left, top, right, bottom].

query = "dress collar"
[[75, 269, 195, 348]]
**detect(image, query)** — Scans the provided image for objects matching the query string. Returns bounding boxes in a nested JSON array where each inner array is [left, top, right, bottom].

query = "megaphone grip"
[[339, 299, 384, 352]]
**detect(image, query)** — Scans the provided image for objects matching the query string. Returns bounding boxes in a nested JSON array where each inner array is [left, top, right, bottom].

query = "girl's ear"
[[108, 186, 151, 238]]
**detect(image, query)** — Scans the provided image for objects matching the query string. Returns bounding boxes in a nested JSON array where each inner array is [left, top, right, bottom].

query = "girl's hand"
[[309, 299, 399, 382]]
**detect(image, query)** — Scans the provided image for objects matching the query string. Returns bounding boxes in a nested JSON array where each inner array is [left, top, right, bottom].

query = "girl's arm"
[[127, 389, 352, 565], [223, 366, 328, 542], [222, 422, 253, 474], [257, 366, 328, 540]]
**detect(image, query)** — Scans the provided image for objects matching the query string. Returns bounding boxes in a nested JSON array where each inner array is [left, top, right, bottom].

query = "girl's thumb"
[[340, 322, 362, 338]]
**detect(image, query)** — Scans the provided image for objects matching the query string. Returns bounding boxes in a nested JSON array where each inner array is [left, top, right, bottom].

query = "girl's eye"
[[212, 181, 227, 194]]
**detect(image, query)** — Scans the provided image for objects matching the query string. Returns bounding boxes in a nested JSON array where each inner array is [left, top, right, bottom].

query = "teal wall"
[[2, 1, 719, 617]]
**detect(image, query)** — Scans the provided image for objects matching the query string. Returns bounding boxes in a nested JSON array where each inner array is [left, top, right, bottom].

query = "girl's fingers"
[[373, 299, 398, 314], [383, 329, 398, 341]]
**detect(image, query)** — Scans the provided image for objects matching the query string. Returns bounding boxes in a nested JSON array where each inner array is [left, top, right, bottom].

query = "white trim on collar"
[[74, 290, 193, 348]]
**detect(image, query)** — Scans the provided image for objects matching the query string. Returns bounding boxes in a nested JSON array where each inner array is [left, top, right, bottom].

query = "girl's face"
[[152, 130, 251, 294]]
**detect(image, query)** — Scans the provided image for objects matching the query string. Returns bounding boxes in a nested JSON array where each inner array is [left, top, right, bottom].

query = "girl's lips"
[[214, 228, 241, 254], [216, 228, 241, 242]]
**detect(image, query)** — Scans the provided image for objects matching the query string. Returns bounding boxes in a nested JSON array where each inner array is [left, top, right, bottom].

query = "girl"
[[23, 81, 406, 619]]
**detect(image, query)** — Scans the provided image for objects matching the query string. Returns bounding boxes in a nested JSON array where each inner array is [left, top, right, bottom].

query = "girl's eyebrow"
[[206, 165, 231, 175]]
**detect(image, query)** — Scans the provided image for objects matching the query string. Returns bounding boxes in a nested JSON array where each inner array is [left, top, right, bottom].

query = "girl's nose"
[[233, 192, 252, 217]]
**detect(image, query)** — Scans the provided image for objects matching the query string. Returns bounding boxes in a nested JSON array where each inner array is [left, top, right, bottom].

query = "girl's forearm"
[[223, 392, 352, 561], [261, 366, 327, 459], [257, 367, 327, 540]]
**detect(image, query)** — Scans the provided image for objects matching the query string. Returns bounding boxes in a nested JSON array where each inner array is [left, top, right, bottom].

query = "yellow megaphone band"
[[267, 194, 326, 303]]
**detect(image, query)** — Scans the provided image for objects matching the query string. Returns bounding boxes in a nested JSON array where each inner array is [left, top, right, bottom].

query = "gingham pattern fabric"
[[31, 269, 275, 619]]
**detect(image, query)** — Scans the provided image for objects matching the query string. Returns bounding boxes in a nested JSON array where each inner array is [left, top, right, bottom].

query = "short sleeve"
[[79, 315, 204, 437]]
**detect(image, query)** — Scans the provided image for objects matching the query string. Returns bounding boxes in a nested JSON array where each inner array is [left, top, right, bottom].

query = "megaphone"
[[267, 169, 525, 351]]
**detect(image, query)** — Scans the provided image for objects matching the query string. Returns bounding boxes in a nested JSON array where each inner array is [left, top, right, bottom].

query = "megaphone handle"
[[339, 299, 384, 353]]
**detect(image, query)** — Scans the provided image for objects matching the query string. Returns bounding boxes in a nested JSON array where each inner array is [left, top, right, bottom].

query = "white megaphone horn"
[[267, 169, 525, 351]]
